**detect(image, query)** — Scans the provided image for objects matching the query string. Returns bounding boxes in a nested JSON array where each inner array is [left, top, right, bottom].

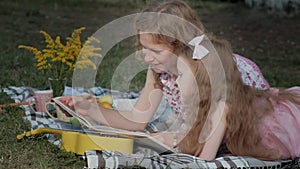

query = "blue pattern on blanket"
[[85, 150, 291, 169], [3, 86, 293, 169]]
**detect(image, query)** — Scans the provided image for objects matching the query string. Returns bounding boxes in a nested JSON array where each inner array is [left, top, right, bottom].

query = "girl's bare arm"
[[61, 68, 163, 131]]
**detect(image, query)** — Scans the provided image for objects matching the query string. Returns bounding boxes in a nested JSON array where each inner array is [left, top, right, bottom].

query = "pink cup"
[[29, 90, 53, 112]]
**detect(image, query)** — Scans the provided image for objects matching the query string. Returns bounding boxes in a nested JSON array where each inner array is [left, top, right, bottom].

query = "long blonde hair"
[[137, 0, 281, 160], [135, 0, 205, 87]]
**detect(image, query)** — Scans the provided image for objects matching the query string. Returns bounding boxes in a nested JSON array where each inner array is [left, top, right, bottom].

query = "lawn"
[[0, 0, 299, 168]]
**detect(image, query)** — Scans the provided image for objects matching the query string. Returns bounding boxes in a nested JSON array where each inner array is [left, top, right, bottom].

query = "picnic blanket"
[[3, 86, 295, 169]]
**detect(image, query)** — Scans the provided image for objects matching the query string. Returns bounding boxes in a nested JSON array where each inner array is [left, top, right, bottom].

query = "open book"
[[52, 97, 176, 154]]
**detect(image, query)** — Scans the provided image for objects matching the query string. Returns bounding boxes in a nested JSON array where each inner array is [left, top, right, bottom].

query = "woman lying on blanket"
[[60, 0, 300, 161]]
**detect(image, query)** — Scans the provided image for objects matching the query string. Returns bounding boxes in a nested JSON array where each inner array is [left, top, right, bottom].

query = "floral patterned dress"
[[147, 54, 270, 132], [233, 54, 269, 90], [160, 54, 270, 115]]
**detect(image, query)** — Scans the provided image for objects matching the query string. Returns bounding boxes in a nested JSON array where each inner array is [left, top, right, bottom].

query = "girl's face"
[[139, 33, 178, 76]]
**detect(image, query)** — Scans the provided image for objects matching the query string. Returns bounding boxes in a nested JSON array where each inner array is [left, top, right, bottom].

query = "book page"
[[52, 97, 145, 136], [52, 97, 93, 127], [52, 97, 175, 154]]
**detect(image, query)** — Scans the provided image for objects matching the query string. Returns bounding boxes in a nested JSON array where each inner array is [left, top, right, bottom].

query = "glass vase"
[[48, 77, 67, 97]]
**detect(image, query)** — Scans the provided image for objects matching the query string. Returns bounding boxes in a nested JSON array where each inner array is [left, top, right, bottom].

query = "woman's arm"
[[149, 57, 205, 149], [150, 102, 227, 159], [197, 101, 228, 161], [62, 68, 163, 131], [150, 58, 227, 158]]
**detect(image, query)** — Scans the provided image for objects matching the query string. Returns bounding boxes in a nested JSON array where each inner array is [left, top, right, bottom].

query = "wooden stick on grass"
[[0, 101, 30, 108]]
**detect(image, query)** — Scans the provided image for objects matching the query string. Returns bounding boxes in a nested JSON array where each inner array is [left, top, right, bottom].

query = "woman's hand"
[[59, 95, 96, 116], [59, 95, 75, 108]]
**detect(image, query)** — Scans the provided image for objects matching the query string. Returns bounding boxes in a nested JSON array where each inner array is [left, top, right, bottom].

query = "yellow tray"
[[17, 128, 133, 155]]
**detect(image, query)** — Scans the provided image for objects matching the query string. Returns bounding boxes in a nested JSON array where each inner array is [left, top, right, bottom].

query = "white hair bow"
[[188, 35, 209, 60]]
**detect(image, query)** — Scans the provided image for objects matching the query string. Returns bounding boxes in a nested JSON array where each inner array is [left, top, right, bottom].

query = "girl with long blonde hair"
[[61, 0, 300, 161]]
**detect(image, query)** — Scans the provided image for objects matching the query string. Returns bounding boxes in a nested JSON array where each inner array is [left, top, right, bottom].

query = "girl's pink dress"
[[258, 87, 300, 159], [160, 54, 300, 159]]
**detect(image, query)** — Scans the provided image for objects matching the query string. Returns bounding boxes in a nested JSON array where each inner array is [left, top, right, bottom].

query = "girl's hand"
[[59, 95, 96, 116], [59, 96, 75, 108]]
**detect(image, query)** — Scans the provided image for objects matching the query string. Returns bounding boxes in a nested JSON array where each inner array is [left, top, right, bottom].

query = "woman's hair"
[[211, 39, 280, 160], [135, 0, 205, 88], [137, 0, 281, 160]]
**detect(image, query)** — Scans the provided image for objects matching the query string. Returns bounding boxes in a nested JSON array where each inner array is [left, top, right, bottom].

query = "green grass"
[[0, 0, 148, 168], [0, 93, 85, 168], [0, 0, 299, 168]]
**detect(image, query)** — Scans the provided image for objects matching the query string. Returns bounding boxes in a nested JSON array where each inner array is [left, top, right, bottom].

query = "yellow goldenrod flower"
[[18, 27, 102, 81]]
